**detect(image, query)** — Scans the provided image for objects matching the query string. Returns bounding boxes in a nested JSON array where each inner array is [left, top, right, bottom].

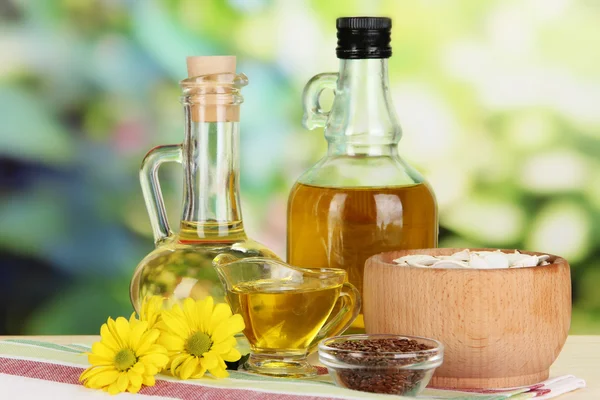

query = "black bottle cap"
[[336, 17, 392, 59]]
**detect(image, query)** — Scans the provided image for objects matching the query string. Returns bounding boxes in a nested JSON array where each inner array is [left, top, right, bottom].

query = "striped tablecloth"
[[0, 339, 585, 399]]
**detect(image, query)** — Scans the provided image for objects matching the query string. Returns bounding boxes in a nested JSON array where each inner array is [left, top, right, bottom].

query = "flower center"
[[186, 331, 212, 357], [114, 349, 137, 371]]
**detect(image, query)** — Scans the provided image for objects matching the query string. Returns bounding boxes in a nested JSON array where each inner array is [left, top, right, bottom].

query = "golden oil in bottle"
[[287, 182, 438, 331]]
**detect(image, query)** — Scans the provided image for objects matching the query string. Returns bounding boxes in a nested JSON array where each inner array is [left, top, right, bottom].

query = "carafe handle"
[[302, 72, 338, 130], [308, 282, 361, 353], [140, 144, 183, 244]]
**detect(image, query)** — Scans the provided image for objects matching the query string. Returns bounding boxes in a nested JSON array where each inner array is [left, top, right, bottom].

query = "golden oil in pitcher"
[[216, 257, 360, 377], [227, 279, 342, 350]]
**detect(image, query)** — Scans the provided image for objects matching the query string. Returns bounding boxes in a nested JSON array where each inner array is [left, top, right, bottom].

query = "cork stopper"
[[186, 56, 236, 78], [185, 56, 239, 123]]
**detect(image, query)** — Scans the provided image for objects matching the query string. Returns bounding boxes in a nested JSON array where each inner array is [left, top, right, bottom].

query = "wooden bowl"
[[364, 248, 571, 389]]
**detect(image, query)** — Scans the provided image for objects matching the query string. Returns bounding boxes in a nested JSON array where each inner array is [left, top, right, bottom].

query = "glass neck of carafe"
[[326, 58, 401, 156], [179, 75, 247, 242]]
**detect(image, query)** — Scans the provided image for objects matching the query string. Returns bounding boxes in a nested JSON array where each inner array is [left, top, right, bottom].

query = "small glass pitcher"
[[214, 257, 361, 377]]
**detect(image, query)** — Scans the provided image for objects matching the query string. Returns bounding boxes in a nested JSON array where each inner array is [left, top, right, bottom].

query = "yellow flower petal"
[[190, 366, 207, 379], [87, 353, 113, 366], [173, 302, 186, 316], [107, 381, 121, 395], [128, 383, 142, 394], [183, 297, 200, 331], [198, 296, 214, 332], [127, 369, 143, 388], [226, 314, 245, 336], [142, 374, 155, 387], [213, 335, 237, 347], [99, 323, 120, 352], [129, 319, 148, 349], [170, 353, 190, 375], [211, 314, 245, 341], [140, 296, 164, 327], [106, 318, 125, 348], [154, 320, 168, 332], [161, 311, 190, 339], [86, 370, 120, 388], [178, 356, 198, 380], [91, 341, 115, 359], [159, 333, 185, 352], [79, 365, 114, 382], [130, 362, 145, 374], [116, 372, 129, 392], [136, 328, 160, 355], [207, 303, 233, 335], [209, 342, 232, 355], [200, 352, 218, 370], [129, 311, 138, 325], [115, 317, 131, 342], [222, 348, 242, 362], [79, 366, 95, 382], [145, 344, 168, 356], [209, 366, 229, 378], [140, 353, 169, 368], [144, 364, 159, 376]]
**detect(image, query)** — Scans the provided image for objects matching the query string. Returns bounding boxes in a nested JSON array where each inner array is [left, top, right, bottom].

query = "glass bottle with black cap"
[[287, 17, 439, 333]]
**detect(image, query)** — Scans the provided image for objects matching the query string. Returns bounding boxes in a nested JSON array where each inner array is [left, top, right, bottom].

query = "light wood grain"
[[364, 248, 572, 389]]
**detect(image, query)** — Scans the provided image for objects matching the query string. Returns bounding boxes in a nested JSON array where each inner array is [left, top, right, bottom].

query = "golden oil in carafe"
[[226, 279, 342, 351], [179, 220, 247, 242], [287, 182, 438, 331]]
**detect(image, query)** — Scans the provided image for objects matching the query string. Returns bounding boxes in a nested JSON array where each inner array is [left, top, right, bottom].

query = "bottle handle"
[[308, 282, 361, 353], [302, 72, 338, 130], [139, 144, 183, 244]]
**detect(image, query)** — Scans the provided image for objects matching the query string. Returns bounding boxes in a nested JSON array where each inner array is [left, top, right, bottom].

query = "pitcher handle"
[[302, 72, 338, 130], [308, 282, 361, 353], [140, 144, 183, 244]]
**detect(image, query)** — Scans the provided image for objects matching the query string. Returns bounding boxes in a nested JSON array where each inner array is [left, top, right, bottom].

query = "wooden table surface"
[[1, 335, 597, 399]]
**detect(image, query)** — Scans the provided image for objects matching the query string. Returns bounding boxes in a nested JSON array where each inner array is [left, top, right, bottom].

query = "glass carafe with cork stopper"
[[130, 56, 279, 313], [287, 17, 439, 332]]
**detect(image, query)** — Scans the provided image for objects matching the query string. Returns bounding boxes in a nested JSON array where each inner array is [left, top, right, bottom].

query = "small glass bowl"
[[318, 334, 444, 397]]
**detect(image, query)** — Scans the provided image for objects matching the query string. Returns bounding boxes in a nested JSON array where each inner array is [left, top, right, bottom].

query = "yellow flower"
[[139, 295, 164, 329], [79, 315, 169, 394], [159, 296, 245, 379]]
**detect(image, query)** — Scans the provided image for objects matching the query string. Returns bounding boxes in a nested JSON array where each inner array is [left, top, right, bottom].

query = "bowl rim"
[[367, 248, 567, 271], [318, 334, 444, 357]]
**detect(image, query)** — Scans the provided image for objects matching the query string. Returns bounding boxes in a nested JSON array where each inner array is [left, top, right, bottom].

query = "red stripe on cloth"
[[0, 357, 339, 400]]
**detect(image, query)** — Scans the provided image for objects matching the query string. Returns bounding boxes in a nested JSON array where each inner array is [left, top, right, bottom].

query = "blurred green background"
[[0, 0, 599, 334]]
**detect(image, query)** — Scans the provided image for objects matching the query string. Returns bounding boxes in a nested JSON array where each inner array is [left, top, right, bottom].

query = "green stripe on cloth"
[[0, 341, 88, 366], [2, 339, 85, 354], [62, 343, 92, 352]]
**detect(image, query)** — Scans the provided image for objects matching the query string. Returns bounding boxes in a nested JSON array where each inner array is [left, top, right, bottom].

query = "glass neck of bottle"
[[179, 103, 246, 241], [327, 58, 401, 156]]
